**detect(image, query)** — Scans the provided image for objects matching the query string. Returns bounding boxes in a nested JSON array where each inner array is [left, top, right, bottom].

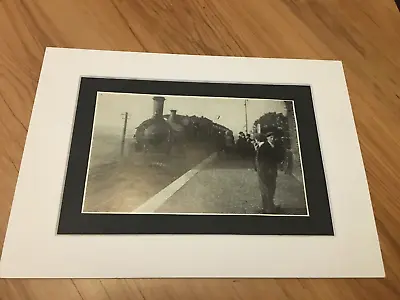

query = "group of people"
[[216, 128, 291, 214], [236, 132, 256, 159]]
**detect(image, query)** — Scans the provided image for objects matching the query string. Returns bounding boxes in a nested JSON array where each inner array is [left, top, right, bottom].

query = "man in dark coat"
[[285, 148, 293, 175], [245, 134, 255, 159], [236, 132, 246, 158], [254, 128, 285, 214]]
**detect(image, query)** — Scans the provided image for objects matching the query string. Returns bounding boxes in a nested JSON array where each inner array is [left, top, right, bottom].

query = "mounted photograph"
[[82, 92, 308, 216]]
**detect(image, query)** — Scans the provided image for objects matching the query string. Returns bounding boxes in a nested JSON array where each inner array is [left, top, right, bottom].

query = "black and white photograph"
[[82, 92, 308, 216], [2, 49, 385, 279]]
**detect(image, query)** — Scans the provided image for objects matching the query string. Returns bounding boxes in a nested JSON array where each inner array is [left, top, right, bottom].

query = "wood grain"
[[1, 0, 400, 299]]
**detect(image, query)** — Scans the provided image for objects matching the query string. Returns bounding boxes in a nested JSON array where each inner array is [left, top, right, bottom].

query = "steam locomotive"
[[132, 96, 233, 154]]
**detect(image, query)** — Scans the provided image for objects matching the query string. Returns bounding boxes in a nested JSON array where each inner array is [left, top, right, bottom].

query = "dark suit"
[[255, 140, 284, 213], [236, 136, 247, 158]]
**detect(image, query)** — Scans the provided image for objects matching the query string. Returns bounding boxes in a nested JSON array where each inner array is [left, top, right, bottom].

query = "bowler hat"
[[265, 131, 274, 137]]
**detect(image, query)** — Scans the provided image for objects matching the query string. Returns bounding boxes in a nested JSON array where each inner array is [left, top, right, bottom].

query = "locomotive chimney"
[[169, 110, 177, 123], [152, 96, 166, 118]]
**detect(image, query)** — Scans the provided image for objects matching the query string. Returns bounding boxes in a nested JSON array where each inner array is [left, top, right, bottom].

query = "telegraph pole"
[[244, 99, 248, 134], [121, 112, 130, 156]]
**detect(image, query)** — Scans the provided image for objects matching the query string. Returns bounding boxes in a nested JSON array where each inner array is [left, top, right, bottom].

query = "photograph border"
[[57, 77, 333, 235], [83, 93, 309, 217]]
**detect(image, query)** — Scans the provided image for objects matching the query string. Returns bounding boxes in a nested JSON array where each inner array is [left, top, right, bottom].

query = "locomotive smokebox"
[[153, 96, 166, 118]]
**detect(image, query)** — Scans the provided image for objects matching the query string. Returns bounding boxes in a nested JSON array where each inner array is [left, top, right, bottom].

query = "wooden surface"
[[1, 0, 400, 299]]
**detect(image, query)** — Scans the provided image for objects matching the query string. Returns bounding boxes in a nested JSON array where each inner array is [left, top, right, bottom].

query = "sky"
[[93, 92, 289, 137]]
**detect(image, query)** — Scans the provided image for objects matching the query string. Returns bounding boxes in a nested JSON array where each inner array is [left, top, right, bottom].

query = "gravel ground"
[[157, 154, 308, 215], [83, 133, 307, 215]]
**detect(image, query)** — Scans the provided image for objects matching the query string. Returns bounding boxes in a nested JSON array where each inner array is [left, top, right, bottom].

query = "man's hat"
[[265, 131, 274, 137]]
